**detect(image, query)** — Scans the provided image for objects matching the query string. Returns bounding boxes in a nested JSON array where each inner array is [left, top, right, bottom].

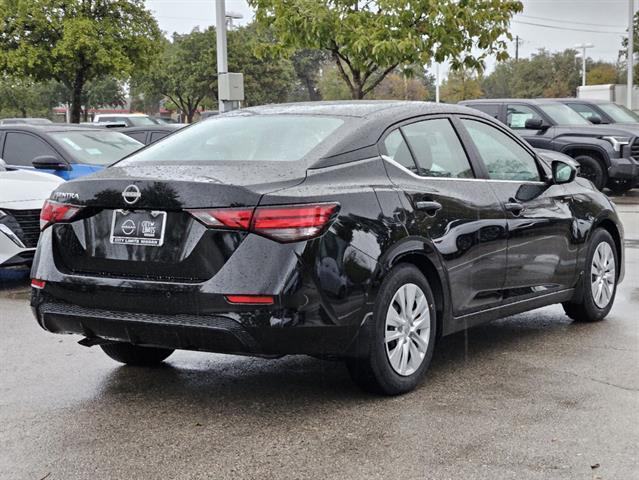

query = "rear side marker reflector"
[[31, 279, 46, 289], [225, 295, 274, 305], [187, 203, 339, 243], [40, 200, 82, 230]]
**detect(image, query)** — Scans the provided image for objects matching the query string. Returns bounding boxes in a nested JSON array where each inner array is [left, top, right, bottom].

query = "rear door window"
[[2, 132, 60, 166], [400, 118, 474, 178], [149, 131, 170, 143], [567, 103, 603, 122], [506, 104, 543, 129], [125, 132, 147, 143], [469, 103, 501, 119], [382, 129, 418, 173]]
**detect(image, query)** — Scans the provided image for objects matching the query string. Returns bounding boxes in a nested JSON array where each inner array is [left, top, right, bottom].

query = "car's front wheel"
[[573, 154, 607, 191], [101, 342, 174, 366], [346, 264, 436, 395], [563, 228, 618, 322]]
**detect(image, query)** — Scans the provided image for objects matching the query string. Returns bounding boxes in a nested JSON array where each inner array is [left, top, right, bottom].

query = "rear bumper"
[[32, 295, 364, 356], [608, 157, 639, 181]]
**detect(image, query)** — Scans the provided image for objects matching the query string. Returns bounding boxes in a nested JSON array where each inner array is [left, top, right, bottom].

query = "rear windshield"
[[598, 103, 639, 123], [120, 114, 345, 164], [50, 131, 143, 166]]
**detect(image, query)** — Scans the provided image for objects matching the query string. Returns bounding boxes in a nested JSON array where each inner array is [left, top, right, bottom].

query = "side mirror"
[[551, 159, 577, 185], [589, 115, 602, 125], [32, 155, 71, 171], [524, 118, 546, 130]]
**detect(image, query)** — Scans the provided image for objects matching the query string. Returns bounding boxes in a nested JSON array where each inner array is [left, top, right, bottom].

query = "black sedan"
[[30, 101, 624, 395]]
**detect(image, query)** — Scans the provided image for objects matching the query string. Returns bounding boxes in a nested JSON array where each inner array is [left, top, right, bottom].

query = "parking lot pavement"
[[1, 205, 638, 480]]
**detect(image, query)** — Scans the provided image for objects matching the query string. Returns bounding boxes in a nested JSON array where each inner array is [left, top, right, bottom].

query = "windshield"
[[121, 114, 345, 164], [538, 103, 591, 125], [598, 103, 639, 123], [50, 131, 143, 166]]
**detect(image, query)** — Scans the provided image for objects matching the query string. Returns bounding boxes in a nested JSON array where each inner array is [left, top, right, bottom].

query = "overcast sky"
[[144, 0, 635, 75]]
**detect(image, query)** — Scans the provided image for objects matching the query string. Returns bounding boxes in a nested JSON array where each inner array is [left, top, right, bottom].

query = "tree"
[[249, 0, 522, 99], [482, 49, 582, 99], [56, 77, 127, 121], [0, 76, 58, 118], [135, 25, 296, 121], [0, 0, 162, 123], [587, 62, 619, 86], [291, 49, 329, 101], [619, 10, 639, 84], [440, 69, 483, 103]]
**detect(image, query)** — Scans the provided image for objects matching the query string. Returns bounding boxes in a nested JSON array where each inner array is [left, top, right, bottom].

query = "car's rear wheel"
[[346, 264, 436, 395], [101, 342, 174, 366], [563, 229, 618, 322], [573, 154, 607, 191]]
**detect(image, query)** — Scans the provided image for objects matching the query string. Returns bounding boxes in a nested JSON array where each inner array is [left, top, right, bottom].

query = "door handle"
[[504, 201, 525, 216], [415, 200, 442, 216]]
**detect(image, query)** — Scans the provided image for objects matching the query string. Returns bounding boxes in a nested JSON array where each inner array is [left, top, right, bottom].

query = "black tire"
[[573, 154, 607, 191], [607, 179, 634, 195], [100, 342, 174, 366], [346, 264, 437, 395], [562, 229, 618, 323]]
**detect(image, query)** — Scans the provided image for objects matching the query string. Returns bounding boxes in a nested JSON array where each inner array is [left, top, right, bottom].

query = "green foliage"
[[0, 0, 162, 122], [587, 62, 620, 86], [619, 13, 639, 84], [482, 49, 585, 98], [0, 76, 58, 118], [133, 24, 296, 121], [249, 0, 522, 99], [440, 69, 483, 103], [291, 49, 329, 101]]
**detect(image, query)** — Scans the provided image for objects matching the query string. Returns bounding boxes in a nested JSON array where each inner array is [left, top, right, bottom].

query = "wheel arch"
[[386, 248, 450, 341], [560, 145, 611, 168]]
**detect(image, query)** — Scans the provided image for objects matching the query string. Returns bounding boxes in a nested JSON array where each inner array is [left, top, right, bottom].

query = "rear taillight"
[[31, 279, 46, 289], [187, 203, 339, 243], [40, 200, 82, 230], [225, 295, 274, 305]]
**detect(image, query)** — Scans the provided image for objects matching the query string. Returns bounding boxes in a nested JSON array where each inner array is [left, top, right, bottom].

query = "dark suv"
[[555, 98, 639, 126], [460, 99, 639, 193]]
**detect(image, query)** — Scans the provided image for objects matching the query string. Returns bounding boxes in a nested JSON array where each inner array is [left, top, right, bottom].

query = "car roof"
[[233, 100, 476, 119], [219, 101, 497, 168], [0, 124, 109, 134], [460, 98, 565, 105], [118, 124, 184, 133], [548, 98, 614, 105], [95, 113, 149, 117]]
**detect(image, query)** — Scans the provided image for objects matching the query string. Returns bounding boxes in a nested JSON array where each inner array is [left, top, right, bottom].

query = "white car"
[[0, 159, 62, 267], [92, 113, 158, 127]]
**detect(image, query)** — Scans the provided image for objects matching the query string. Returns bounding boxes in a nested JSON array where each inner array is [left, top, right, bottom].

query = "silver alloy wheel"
[[591, 242, 616, 309], [385, 283, 430, 376]]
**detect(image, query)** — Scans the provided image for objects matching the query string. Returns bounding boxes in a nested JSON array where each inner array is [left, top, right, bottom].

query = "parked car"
[[93, 113, 159, 127], [0, 124, 143, 180], [119, 124, 186, 145], [555, 98, 639, 126], [31, 101, 624, 395], [459, 98, 639, 193], [153, 117, 178, 125], [0, 118, 53, 125], [0, 159, 62, 267]]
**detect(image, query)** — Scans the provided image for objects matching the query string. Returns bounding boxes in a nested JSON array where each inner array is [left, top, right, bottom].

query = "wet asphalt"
[[1, 197, 638, 480]]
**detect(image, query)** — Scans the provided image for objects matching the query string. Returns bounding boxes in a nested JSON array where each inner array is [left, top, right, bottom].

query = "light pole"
[[215, 0, 244, 113], [575, 43, 594, 86], [628, 0, 635, 109]]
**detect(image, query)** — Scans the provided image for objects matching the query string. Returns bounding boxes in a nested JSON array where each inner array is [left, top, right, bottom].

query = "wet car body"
[[31, 102, 624, 373]]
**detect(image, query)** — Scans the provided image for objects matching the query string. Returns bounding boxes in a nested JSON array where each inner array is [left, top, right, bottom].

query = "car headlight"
[[603, 136, 631, 153]]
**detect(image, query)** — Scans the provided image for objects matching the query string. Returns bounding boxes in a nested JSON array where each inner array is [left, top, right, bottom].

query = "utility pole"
[[575, 43, 594, 86], [628, 0, 635, 109], [435, 63, 440, 103], [215, 0, 243, 113], [515, 35, 520, 62]]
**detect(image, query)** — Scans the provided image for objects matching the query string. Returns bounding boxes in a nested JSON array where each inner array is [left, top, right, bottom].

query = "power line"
[[512, 20, 626, 35], [518, 14, 625, 28]]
